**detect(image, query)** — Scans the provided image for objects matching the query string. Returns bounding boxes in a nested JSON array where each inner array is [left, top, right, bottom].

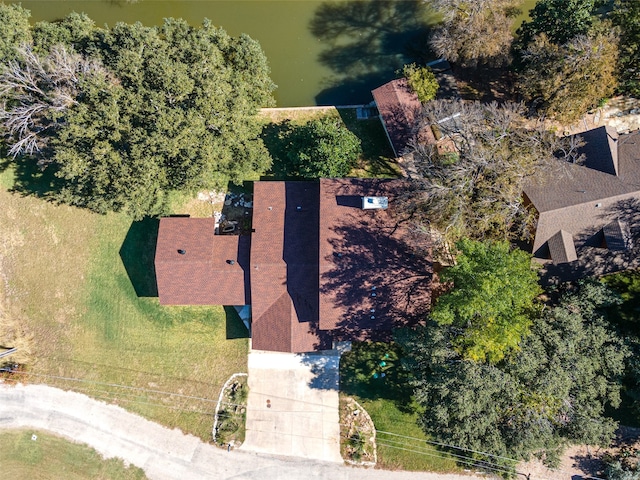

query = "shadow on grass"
[[224, 306, 250, 340], [260, 121, 296, 180], [337, 108, 401, 178], [10, 157, 65, 198], [340, 341, 414, 412], [119, 217, 159, 297]]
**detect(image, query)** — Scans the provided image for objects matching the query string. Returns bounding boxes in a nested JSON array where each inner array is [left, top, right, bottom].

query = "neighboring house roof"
[[523, 126, 640, 277], [318, 178, 432, 338], [372, 62, 459, 160], [371, 78, 425, 158], [155, 218, 250, 305], [547, 230, 577, 264]]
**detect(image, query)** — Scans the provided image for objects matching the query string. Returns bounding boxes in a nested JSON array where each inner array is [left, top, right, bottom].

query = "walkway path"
[[0, 383, 483, 480]]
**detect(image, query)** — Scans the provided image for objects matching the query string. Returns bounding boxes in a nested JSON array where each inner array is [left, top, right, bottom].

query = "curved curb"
[[212, 372, 248, 445], [343, 396, 377, 468]]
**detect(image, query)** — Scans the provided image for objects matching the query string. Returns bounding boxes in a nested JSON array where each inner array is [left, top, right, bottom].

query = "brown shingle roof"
[[155, 218, 250, 305], [249, 181, 328, 353], [156, 180, 435, 352], [372, 78, 424, 157], [318, 178, 432, 339], [580, 126, 619, 175]]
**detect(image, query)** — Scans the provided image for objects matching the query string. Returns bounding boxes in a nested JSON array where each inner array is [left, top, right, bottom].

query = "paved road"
[[0, 383, 484, 480]]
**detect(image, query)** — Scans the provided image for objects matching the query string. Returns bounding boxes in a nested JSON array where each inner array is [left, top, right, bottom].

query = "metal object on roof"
[[361, 196, 388, 210]]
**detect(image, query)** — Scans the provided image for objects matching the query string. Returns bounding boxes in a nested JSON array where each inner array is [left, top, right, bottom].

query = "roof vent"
[[296, 206, 302, 212], [227, 259, 236, 265], [362, 196, 388, 210], [596, 203, 602, 208], [268, 206, 273, 210], [177, 249, 186, 255]]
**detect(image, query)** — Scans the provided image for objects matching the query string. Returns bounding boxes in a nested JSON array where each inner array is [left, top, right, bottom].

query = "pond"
[[14, 0, 537, 107]]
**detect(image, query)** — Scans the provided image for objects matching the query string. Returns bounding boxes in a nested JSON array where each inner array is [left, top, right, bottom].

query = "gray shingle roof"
[[525, 127, 640, 267]]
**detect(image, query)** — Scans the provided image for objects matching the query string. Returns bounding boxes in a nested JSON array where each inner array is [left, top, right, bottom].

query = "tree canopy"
[[402, 100, 574, 247], [399, 280, 628, 468], [511, 0, 620, 122], [515, 0, 596, 50], [431, 239, 541, 363], [0, 3, 31, 62], [428, 0, 520, 67], [612, 0, 640, 96], [266, 116, 361, 179], [401, 63, 439, 103], [517, 29, 618, 122], [0, 9, 276, 218]]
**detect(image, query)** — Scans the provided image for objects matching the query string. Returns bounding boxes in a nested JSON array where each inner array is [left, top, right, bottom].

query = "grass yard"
[[340, 342, 460, 472], [338, 108, 402, 178], [0, 164, 249, 441], [1, 429, 146, 479]]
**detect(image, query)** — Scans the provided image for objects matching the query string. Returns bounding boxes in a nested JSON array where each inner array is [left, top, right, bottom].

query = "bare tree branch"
[[0, 44, 107, 159]]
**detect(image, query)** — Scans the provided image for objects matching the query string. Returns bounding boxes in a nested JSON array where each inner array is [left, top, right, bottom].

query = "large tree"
[[515, 0, 596, 50], [428, 0, 521, 67], [402, 100, 575, 247], [518, 29, 619, 122], [399, 281, 627, 468], [0, 14, 276, 219], [0, 3, 31, 62], [612, 0, 640, 96], [267, 116, 361, 179], [431, 239, 541, 363]]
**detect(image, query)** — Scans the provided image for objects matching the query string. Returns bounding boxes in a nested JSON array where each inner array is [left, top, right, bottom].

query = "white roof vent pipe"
[[361, 196, 388, 210]]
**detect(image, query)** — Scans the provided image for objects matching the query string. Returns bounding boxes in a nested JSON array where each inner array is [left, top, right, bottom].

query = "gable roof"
[[603, 219, 630, 251], [318, 178, 432, 337], [372, 78, 424, 157], [581, 126, 619, 175], [524, 127, 640, 266], [155, 218, 250, 305], [249, 181, 327, 353], [547, 230, 577, 264]]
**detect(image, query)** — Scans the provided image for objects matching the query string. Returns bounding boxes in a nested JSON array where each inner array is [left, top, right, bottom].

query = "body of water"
[[15, 0, 537, 107]]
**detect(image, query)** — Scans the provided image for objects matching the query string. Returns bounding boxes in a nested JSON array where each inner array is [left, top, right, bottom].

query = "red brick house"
[[155, 179, 432, 353]]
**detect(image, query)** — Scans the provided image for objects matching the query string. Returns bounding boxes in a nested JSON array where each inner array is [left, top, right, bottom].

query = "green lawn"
[[1, 429, 146, 479], [338, 108, 402, 178], [340, 342, 460, 472], [0, 165, 249, 441]]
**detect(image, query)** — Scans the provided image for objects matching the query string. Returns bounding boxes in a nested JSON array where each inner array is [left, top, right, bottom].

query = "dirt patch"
[[452, 64, 517, 103], [519, 427, 640, 479]]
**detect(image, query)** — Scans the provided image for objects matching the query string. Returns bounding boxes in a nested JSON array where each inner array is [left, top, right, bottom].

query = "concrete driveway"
[[241, 350, 342, 463]]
